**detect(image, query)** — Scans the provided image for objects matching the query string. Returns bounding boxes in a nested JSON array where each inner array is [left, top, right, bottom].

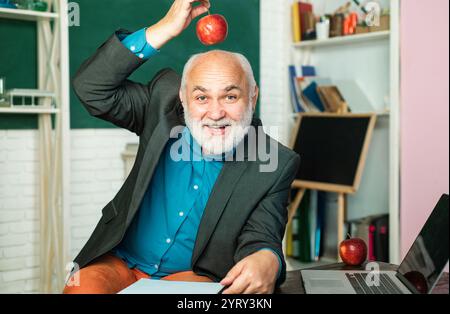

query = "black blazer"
[[72, 30, 300, 285]]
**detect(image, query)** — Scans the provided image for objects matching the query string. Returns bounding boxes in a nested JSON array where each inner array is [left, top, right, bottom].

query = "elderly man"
[[65, 0, 300, 294]]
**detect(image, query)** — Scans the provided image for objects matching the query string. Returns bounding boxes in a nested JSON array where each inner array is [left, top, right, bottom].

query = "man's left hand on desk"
[[220, 250, 279, 294]]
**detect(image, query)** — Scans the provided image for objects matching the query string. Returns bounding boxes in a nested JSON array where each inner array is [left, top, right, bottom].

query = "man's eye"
[[196, 96, 207, 102], [226, 95, 237, 101]]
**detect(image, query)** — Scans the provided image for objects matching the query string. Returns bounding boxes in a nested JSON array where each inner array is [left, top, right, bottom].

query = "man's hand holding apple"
[[146, 0, 211, 49]]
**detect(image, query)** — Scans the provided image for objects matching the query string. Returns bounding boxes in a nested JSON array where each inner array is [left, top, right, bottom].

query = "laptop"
[[301, 194, 449, 294]]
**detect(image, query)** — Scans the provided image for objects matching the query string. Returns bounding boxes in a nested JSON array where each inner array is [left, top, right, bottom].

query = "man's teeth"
[[208, 125, 229, 129]]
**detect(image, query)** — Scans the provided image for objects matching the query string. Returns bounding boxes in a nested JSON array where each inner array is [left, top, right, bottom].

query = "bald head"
[[180, 50, 257, 102]]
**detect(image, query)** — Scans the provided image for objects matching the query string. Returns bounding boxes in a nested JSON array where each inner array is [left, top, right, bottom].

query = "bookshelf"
[[0, 6, 59, 21], [0, 1, 71, 293], [283, 0, 400, 266], [293, 30, 390, 48], [0, 106, 59, 114]]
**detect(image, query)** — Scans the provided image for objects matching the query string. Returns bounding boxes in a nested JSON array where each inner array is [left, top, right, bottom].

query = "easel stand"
[[287, 109, 377, 262], [336, 192, 347, 261]]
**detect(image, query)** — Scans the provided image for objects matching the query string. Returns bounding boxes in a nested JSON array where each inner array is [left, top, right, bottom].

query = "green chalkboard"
[[0, 0, 260, 130], [0, 20, 38, 129]]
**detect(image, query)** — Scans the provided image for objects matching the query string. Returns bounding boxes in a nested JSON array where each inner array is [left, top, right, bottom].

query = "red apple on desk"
[[339, 237, 367, 266], [196, 14, 228, 45]]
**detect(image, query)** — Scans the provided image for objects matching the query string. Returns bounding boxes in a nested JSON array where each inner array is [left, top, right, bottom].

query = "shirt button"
[[154, 264, 158, 270], [130, 45, 136, 52], [139, 53, 144, 59], [193, 185, 199, 190], [179, 211, 184, 217], [166, 238, 171, 244]]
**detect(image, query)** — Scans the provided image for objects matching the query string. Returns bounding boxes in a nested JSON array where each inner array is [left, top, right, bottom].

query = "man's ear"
[[252, 86, 259, 111], [179, 90, 187, 108]]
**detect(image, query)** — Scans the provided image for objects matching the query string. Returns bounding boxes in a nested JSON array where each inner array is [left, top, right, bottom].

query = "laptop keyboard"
[[345, 273, 404, 294]]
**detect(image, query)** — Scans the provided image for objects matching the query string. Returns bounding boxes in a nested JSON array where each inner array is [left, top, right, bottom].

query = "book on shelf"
[[291, 74, 376, 114], [286, 192, 391, 263], [289, 65, 332, 113], [315, 191, 327, 260], [286, 190, 326, 262], [290, 64, 347, 113], [308, 190, 318, 261], [291, 2, 301, 43], [297, 190, 311, 262], [303, 81, 327, 112], [288, 65, 306, 113], [291, 207, 300, 259], [347, 214, 389, 262], [286, 189, 298, 259], [291, 1, 316, 43], [299, 1, 315, 41], [286, 190, 304, 260], [371, 215, 389, 262], [301, 65, 316, 77], [286, 210, 293, 257], [316, 85, 348, 113]]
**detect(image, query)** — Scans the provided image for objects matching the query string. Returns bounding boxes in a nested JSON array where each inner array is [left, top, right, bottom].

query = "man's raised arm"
[[72, 0, 210, 135]]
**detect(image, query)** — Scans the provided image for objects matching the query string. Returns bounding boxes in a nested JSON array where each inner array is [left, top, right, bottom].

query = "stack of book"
[[288, 65, 375, 114], [286, 191, 327, 262], [286, 192, 390, 263], [289, 65, 328, 113], [291, 1, 316, 42], [347, 214, 389, 262]]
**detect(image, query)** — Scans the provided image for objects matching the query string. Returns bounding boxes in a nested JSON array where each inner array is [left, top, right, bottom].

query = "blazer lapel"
[[191, 117, 263, 265], [191, 160, 249, 266], [126, 107, 183, 226]]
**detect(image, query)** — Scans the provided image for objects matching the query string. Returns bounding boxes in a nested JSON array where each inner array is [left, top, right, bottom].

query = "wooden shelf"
[[0, 7, 58, 21], [290, 111, 390, 119], [293, 31, 390, 48], [0, 106, 59, 114]]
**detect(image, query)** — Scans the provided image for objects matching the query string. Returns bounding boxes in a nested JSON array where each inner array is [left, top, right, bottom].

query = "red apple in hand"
[[196, 14, 228, 45], [339, 237, 367, 266]]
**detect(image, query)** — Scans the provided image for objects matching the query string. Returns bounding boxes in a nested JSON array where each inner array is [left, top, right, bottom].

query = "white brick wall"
[[0, 129, 138, 293], [0, 130, 40, 293], [260, 0, 291, 146], [0, 1, 287, 293]]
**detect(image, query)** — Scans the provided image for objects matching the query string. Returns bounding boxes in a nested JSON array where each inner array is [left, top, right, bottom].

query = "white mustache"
[[201, 120, 233, 128], [184, 103, 254, 155]]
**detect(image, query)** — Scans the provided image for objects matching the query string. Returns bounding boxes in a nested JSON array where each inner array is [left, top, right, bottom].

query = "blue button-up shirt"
[[120, 27, 159, 60], [115, 127, 224, 277], [114, 29, 282, 279]]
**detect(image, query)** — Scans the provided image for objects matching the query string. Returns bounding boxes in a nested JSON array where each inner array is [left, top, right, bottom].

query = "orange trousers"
[[63, 253, 213, 294]]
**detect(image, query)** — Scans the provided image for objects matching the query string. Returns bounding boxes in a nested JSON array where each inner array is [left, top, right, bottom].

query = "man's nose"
[[207, 99, 226, 120]]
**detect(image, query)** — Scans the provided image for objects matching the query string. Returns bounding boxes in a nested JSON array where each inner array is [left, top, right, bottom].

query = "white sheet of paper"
[[118, 279, 224, 294]]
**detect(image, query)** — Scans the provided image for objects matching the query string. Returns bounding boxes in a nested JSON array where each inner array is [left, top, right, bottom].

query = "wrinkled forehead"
[[186, 55, 247, 93]]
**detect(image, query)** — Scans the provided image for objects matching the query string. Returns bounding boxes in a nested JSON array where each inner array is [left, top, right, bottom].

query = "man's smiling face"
[[180, 50, 259, 155]]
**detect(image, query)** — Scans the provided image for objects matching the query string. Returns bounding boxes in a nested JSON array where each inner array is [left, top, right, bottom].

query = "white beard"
[[184, 103, 254, 156]]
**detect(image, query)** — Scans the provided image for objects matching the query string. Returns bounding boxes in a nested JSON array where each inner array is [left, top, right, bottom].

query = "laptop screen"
[[397, 194, 449, 294]]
